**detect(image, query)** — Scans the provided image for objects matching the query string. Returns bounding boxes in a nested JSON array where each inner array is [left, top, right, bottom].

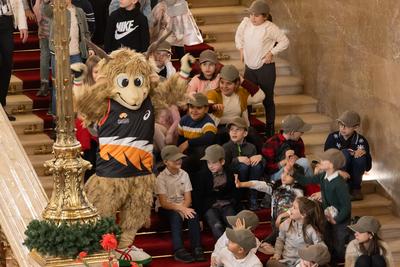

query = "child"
[[155, 145, 205, 263], [211, 209, 274, 266], [267, 197, 326, 267], [223, 117, 264, 210], [235, 164, 304, 245], [262, 115, 313, 182], [296, 243, 331, 267], [186, 49, 220, 96], [104, 0, 149, 53], [177, 93, 217, 212], [152, 40, 176, 79], [324, 110, 372, 201], [154, 105, 179, 153], [43, 0, 92, 115], [235, 0, 289, 138], [346, 216, 394, 267], [199, 144, 238, 239], [213, 228, 263, 267], [286, 148, 352, 265]]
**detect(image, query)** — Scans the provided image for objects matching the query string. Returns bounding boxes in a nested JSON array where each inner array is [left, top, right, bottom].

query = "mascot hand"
[[179, 53, 196, 78], [70, 63, 87, 81]]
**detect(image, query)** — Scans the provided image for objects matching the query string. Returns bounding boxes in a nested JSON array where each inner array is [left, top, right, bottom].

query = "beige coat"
[[345, 239, 395, 267]]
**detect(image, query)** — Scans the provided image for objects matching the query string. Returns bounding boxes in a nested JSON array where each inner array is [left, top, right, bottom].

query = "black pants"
[[355, 255, 386, 267], [244, 63, 276, 125], [0, 15, 14, 107]]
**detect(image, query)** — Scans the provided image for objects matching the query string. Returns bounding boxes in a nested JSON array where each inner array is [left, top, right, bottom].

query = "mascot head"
[[96, 48, 157, 110]]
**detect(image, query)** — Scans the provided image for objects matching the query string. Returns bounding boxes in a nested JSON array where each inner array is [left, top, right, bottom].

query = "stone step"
[[18, 133, 53, 155], [8, 75, 23, 94], [302, 132, 327, 155], [10, 114, 44, 135], [29, 154, 54, 176], [188, 0, 240, 8], [200, 23, 237, 43], [220, 57, 292, 76], [360, 180, 378, 195], [275, 76, 303, 95], [192, 6, 245, 25], [374, 214, 400, 241], [387, 239, 400, 264], [277, 113, 332, 133], [4, 94, 33, 115], [352, 193, 393, 217]]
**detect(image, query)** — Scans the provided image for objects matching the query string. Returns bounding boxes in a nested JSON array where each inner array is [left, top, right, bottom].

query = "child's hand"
[[354, 148, 366, 158], [181, 207, 196, 219], [178, 140, 189, 152], [262, 51, 273, 64], [325, 213, 337, 225], [275, 211, 289, 227], [234, 174, 242, 188], [212, 103, 224, 111], [271, 254, 281, 260], [314, 163, 322, 174], [310, 192, 322, 202], [234, 218, 246, 230], [338, 170, 351, 180], [25, 9, 36, 21], [250, 155, 262, 166], [238, 156, 251, 165], [88, 49, 95, 57], [258, 242, 274, 255]]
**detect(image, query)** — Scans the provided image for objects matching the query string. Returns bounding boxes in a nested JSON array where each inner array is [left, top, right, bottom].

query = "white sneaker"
[[114, 245, 152, 266]]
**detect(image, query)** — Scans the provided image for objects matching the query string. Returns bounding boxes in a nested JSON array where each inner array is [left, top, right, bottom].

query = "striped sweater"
[[177, 114, 217, 147]]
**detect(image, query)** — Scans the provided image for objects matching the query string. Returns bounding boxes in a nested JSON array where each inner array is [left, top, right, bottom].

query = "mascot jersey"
[[96, 98, 154, 178]]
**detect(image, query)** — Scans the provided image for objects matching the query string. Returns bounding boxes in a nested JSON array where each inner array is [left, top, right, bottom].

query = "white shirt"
[[68, 6, 80, 56], [220, 93, 242, 125], [155, 168, 192, 210], [235, 17, 289, 70], [212, 231, 261, 259], [324, 170, 340, 182], [214, 246, 262, 267]]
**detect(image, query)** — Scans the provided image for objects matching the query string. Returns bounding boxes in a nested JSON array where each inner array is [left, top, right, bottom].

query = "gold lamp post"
[[41, 0, 99, 224]]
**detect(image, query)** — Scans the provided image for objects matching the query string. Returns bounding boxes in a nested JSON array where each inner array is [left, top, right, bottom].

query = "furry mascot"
[[73, 43, 194, 264]]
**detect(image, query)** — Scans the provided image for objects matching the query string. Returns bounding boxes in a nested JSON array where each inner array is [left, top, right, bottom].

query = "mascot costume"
[[73, 39, 194, 265]]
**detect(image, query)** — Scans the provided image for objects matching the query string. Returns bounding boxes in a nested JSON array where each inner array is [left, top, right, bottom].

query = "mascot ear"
[[85, 38, 111, 62], [145, 30, 173, 59]]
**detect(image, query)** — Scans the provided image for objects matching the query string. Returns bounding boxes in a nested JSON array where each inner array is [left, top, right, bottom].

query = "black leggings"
[[244, 63, 276, 125], [355, 254, 386, 267], [0, 15, 14, 107]]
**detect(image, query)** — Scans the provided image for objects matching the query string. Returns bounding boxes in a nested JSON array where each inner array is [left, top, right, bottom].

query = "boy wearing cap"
[[235, 0, 289, 138], [262, 115, 313, 182], [285, 148, 351, 265], [346, 216, 394, 267], [296, 243, 331, 267], [324, 110, 372, 201], [152, 40, 176, 79], [199, 144, 238, 239], [155, 145, 205, 263], [223, 117, 264, 210], [213, 228, 263, 267]]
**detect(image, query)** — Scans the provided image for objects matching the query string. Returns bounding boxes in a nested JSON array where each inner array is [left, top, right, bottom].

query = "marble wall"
[[266, 0, 400, 213]]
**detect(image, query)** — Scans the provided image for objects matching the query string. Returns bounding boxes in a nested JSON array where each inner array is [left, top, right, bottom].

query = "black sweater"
[[104, 5, 149, 53]]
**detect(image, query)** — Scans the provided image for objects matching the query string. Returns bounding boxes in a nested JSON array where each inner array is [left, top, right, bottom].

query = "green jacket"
[[43, 1, 90, 59], [294, 172, 351, 224]]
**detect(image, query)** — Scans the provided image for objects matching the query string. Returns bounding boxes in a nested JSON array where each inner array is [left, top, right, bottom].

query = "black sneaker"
[[193, 247, 206, 262], [351, 190, 363, 201], [174, 248, 194, 263], [6, 113, 16, 121]]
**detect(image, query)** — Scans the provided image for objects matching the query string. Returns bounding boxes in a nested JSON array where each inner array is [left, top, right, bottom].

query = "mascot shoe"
[[114, 245, 152, 266]]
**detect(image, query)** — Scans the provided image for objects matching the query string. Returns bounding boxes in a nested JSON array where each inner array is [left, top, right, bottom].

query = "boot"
[[265, 123, 275, 139], [351, 189, 363, 201], [36, 81, 49, 97]]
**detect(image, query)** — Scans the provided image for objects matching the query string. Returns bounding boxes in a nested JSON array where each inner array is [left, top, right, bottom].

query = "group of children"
[[21, 0, 389, 266]]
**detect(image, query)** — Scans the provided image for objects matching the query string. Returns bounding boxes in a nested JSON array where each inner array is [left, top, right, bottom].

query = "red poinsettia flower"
[[100, 233, 118, 251], [130, 263, 139, 267], [78, 251, 88, 260]]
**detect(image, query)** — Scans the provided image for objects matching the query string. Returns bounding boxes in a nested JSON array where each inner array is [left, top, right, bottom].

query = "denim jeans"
[[50, 54, 82, 115], [158, 208, 202, 253], [236, 162, 264, 206], [270, 157, 313, 182], [39, 38, 51, 83], [342, 149, 368, 191], [204, 205, 236, 240], [0, 16, 14, 107]]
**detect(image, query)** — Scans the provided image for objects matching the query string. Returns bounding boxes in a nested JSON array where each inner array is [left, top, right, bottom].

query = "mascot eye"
[[116, 74, 130, 88], [134, 76, 144, 87]]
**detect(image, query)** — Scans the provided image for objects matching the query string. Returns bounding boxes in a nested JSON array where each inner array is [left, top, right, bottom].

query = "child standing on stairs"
[[155, 145, 205, 264], [235, 0, 289, 138], [324, 110, 372, 201]]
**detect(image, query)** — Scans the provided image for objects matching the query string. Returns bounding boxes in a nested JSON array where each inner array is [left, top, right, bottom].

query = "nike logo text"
[[115, 20, 138, 40]]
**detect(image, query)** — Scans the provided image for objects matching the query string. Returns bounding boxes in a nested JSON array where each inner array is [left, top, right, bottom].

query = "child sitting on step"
[[324, 110, 372, 201], [235, 163, 304, 245], [266, 197, 326, 267], [155, 145, 205, 263]]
